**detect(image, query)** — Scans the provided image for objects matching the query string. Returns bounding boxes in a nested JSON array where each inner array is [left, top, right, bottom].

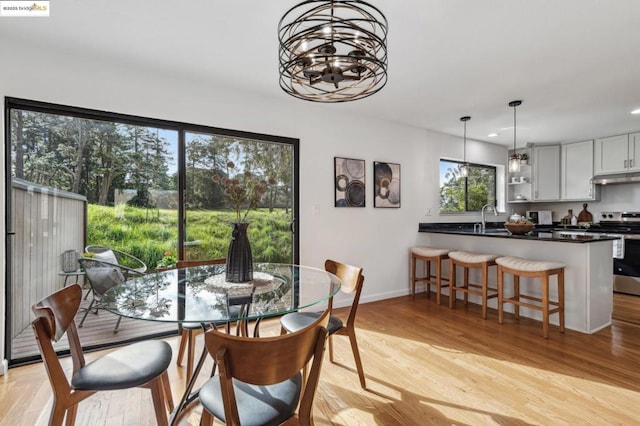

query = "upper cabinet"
[[594, 133, 640, 175], [532, 145, 560, 201], [561, 140, 599, 200]]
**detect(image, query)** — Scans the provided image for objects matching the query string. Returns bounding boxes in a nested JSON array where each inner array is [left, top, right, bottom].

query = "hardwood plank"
[[2, 293, 640, 425]]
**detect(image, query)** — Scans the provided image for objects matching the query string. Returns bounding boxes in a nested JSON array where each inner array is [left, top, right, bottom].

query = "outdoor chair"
[[280, 259, 367, 388], [84, 245, 147, 276], [31, 284, 173, 426], [77, 256, 145, 333], [199, 309, 330, 426]]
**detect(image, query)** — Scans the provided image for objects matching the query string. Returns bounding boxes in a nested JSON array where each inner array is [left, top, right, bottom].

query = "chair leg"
[[542, 274, 550, 339], [435, 258, 442, 305], [149, 377, 169, 426], [410, 253, 417, 297], [449, 262, 457, 308], [558, 270, 565, 333], [201, 409, 215, 426], [176, 329, 189, 367], [186, 329, 196, 381], [113, 315, 122, 333], [425, 259, 432, 298], [328, 334, 335, 363], [160, 371, 174, 412], [78, 299, 95, 328], [481, 263, 488, 320], [498, 266, 504, 324], [49, 401, 67, 426], [348, 328, 366, 389]]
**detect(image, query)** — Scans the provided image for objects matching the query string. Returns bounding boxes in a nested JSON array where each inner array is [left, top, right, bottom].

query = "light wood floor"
[[2, 292, 640, 425]]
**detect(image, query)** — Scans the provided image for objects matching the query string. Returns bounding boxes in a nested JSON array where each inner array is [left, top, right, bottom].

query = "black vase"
[[226, 222, 253, 283]]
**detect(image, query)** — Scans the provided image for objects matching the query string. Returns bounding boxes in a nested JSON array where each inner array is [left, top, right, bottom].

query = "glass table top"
[[102, 263, 341, 323]]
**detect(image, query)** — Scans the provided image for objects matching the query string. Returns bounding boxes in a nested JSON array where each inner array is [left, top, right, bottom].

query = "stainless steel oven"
[[599, 212, 640, 296], [613, 235, 640, 295]]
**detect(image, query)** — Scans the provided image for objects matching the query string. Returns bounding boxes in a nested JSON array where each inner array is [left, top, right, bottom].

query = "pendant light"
[[508, 100, 522, 173], [460, 116, 471, 178]]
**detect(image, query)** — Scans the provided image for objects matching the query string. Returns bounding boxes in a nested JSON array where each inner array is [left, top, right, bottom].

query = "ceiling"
[[3, 0, 640, 146]]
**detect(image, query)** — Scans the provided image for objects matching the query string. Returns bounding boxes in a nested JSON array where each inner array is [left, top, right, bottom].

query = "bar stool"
[[448, 251, 499, 319], [496, 256, 565, 338], [410, 246, 450, 304]]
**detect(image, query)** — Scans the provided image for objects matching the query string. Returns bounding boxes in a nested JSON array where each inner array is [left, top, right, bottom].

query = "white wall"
[[0, 43, 508, 370]]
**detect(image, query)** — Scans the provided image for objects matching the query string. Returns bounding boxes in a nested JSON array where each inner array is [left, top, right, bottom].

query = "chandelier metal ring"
[[278, 0, 389, 102]]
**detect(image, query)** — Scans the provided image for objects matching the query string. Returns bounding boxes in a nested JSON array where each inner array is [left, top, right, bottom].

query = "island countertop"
[[416, 222, 614, 334], [418, 223, 619, 243]]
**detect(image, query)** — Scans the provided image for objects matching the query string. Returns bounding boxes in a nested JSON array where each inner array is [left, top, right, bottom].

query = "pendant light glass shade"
[[508, 100, 522, 173], [460, 116, 470, 178]]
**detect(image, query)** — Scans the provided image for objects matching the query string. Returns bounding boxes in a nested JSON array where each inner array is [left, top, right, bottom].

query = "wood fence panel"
[[11, 180, 86, 339]]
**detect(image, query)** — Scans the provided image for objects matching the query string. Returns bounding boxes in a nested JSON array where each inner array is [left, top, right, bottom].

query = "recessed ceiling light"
[[488, 133, 499, 137], [631, 109, 640, 115]]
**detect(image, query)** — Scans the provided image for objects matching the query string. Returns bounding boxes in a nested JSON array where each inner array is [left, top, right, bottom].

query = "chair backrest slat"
[[325, 259, 363, 295], [31, 284, 87, 392], [206, 309, 330, 386]]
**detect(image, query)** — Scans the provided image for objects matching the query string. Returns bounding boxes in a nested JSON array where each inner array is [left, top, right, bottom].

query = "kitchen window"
[[439, 160, 496, 212]]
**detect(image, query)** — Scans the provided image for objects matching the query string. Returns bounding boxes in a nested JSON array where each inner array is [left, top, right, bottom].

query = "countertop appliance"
[[526, 210, 552, 225], [598, 211, 640, 296]]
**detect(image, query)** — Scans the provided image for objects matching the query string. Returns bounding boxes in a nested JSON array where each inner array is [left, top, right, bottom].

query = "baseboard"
[[0, 359, 8, 376]]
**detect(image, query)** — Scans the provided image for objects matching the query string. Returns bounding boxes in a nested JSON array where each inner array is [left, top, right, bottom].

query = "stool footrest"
[[502, 296, 562, 314]]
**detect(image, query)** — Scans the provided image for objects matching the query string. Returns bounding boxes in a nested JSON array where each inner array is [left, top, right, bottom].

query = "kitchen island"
[[417, 224, 616, 334]]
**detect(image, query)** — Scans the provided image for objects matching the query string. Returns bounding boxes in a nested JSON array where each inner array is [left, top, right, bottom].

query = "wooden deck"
[[10, 290, 178, 362]]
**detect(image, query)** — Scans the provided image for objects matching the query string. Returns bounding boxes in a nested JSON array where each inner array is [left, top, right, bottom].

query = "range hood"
[[592, 172, 640, 185]]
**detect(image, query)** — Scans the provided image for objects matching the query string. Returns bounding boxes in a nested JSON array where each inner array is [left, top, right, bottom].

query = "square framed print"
[[334, 157, 366, 207], [373, 161, 400, 208]]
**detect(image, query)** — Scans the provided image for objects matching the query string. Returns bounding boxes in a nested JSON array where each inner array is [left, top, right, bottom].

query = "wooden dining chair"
[[199, 310, 330, 426], [31, 284, 174, 426], [280, 259, 367, 388], [175, 258, 228, 383]]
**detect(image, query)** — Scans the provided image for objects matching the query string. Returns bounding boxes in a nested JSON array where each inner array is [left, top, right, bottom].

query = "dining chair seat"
[[199, 373, 303, 426], [71, 340, 172, 391], [280, 311, 343, 334]]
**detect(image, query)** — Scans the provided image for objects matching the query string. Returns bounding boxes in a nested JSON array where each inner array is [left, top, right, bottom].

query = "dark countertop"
[[418, 222, 619, 243]]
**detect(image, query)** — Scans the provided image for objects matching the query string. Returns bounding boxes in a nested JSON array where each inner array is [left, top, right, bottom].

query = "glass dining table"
[[102, 262, 342, 424]]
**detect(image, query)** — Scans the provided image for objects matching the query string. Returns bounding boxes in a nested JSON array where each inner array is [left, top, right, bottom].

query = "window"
[[439, 160, 496, 212]]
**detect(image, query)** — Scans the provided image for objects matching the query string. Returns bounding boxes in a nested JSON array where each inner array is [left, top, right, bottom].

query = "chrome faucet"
[[481, 203, 498, 231]]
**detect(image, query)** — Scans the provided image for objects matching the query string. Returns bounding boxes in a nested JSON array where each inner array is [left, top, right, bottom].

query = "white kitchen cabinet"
[[532, 145, 560, 201], [630, 132, 640, 172], [594, 134, 640, 174], [561, 139, 599, 200]]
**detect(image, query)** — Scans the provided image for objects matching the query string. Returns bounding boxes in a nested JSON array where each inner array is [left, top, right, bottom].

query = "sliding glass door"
[[5, 98, 299, 365], [183, 131, 295, 264]]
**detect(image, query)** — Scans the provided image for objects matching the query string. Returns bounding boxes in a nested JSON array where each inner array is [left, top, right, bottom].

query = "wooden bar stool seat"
[[448, 251, 499, 319], [410, 246, 450, 304], [496, 256, 565, 338]]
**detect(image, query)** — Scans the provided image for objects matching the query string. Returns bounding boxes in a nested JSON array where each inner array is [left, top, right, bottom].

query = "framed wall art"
[[334, 157, 365, 207], [373, 161, 400, 208]]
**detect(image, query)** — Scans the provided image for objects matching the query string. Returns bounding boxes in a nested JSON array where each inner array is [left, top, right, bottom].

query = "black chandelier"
[[278, 0, 388, 103]]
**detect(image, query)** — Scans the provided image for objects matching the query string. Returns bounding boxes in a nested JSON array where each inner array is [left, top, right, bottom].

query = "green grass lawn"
[[87, 204, 293, 271]]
